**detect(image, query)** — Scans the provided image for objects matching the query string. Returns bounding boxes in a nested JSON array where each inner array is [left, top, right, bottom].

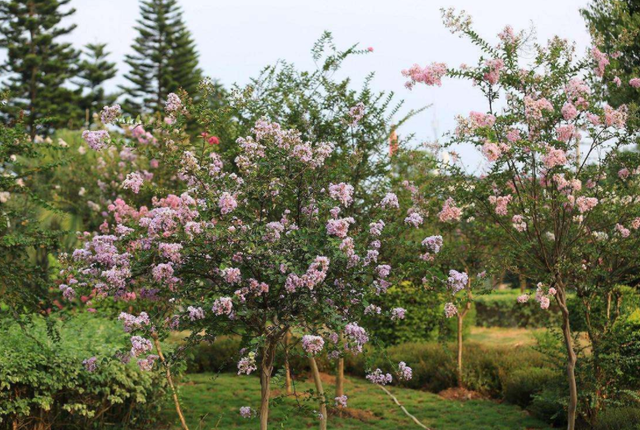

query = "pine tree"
[[76, 43, 118, 123], [0, 0, 82, 139], [121, 0, 202, 115]]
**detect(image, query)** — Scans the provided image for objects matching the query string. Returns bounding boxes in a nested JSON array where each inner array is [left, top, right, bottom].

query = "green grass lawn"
[[165, 372, 549, 429]]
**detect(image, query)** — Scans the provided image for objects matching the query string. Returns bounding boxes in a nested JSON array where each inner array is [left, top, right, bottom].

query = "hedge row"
[[0, 314, 168, 429]]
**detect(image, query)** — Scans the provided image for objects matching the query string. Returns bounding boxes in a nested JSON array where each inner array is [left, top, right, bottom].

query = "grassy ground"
[[165, 372, 549, 429], [468, 326, 542, 346]]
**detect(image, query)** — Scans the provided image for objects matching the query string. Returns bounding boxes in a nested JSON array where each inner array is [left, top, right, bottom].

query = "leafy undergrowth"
[[163, 372, 550, 429]]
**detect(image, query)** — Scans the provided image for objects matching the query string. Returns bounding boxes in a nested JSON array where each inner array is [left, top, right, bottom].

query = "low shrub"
[[503, 367, 558, 408], [0, 314, 168, 429], [474, 290, 561, 328], [593, 407, 640, 430], [365, 282, 474, 345]]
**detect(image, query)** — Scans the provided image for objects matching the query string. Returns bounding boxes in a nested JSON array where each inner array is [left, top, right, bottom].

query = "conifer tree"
[[121, 0, 203, 115], [76, 43, 118, 123], [0, 0, 82, 138]]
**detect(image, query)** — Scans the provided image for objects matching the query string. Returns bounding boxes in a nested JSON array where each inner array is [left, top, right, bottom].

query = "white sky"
[[69, 0, 589, 167]]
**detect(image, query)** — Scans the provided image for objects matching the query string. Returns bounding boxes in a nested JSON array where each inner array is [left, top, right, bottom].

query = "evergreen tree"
[[0, 0, 82, 138], [75, 43, 118, 123], [121, 0, 202, 115]]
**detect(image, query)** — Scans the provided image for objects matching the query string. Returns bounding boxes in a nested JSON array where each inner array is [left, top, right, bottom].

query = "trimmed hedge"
[[474, 290, 561, 328], [185, 335, 547, 399], [0, 314, 168, 429]]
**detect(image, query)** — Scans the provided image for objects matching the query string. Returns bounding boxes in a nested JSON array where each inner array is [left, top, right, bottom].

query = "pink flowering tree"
[[64, 95, 409, 429], [404, 9, 640, 429], [392, 169, 505, 388]]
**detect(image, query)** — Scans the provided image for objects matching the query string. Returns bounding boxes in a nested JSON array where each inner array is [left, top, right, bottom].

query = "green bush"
[[0, 314, 168, 429], [474, 290, 561, 328], [593, 407, 640, 430], [185, 335, 241, 373], [365, 282, 455, 345], [503, 367, 558, 408]]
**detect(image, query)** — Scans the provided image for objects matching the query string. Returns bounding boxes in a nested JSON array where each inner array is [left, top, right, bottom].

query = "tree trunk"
[[336, 357, 345, 398], [259, 341, 277, 430], [152, 335, 189, 430], [557, 288, 578, 430], [456, 313, 464, 388], [309, 357, 328, 430], [519, 273, 526, 293], [284, 330, 292, 395]]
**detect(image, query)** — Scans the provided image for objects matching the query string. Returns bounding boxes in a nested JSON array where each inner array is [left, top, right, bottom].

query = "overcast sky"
[[68, 0, 591, 168]]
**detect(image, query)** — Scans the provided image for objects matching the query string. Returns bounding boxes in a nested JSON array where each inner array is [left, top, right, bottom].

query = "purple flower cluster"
[[118, 311, 150, 332], [130, 336, 153, 357], [344, 322, 369, 354], [366, 368, 393, 385], [82, 130, 110, 151], [447, 270, 468, 293], [398, 361, 413, 381]]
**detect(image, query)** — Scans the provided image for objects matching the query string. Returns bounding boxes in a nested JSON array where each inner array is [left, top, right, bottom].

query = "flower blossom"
[[329, 182, 354, 206], [218, 192, 238, 215], [380, 192, 399, 209], [447, 270, 468, 293], [212, 297, 233, 316], [366, 368, 393, 385], [302, 335, 325, 356], [122, 172, 144, 194], [82, 130, 110, 151], [401, 62, 447, 88], [438, 197, 462, 222], [398, 362, 413, 381], [444, 302, 458, 318], [576, 196, 598, 213]]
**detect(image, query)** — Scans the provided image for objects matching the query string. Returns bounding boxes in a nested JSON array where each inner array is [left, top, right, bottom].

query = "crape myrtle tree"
[[214, 33, 426, 398], [401, 177, 503, 387], [65, 94, 413, 430], [404, 9, 640, 429], [581, 0, 640, 112], [0, 0, 82, 138], [121, 0, 203, 115]]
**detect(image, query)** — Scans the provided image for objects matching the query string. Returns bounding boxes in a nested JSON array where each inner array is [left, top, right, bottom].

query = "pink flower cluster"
[[483, 58, 504, 85], [327, 217, 355, 238], [576, 196, 598, 213], [329, 182, 354, 207], [348, 102, 366, 126], [489, 194, 512, 216], [401, 62, 448, 88], [212, 297, 233, 316], [380, 192, 399, 209], [438, 197, 462, 222], [122, 171, 144, 194], [285, 256, 330, 292], [543, 148, 567, 169], [302, 335, 325, 356]]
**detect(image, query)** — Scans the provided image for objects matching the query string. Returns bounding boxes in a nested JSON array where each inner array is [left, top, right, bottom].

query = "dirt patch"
[[438, 387, 485, 401]]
